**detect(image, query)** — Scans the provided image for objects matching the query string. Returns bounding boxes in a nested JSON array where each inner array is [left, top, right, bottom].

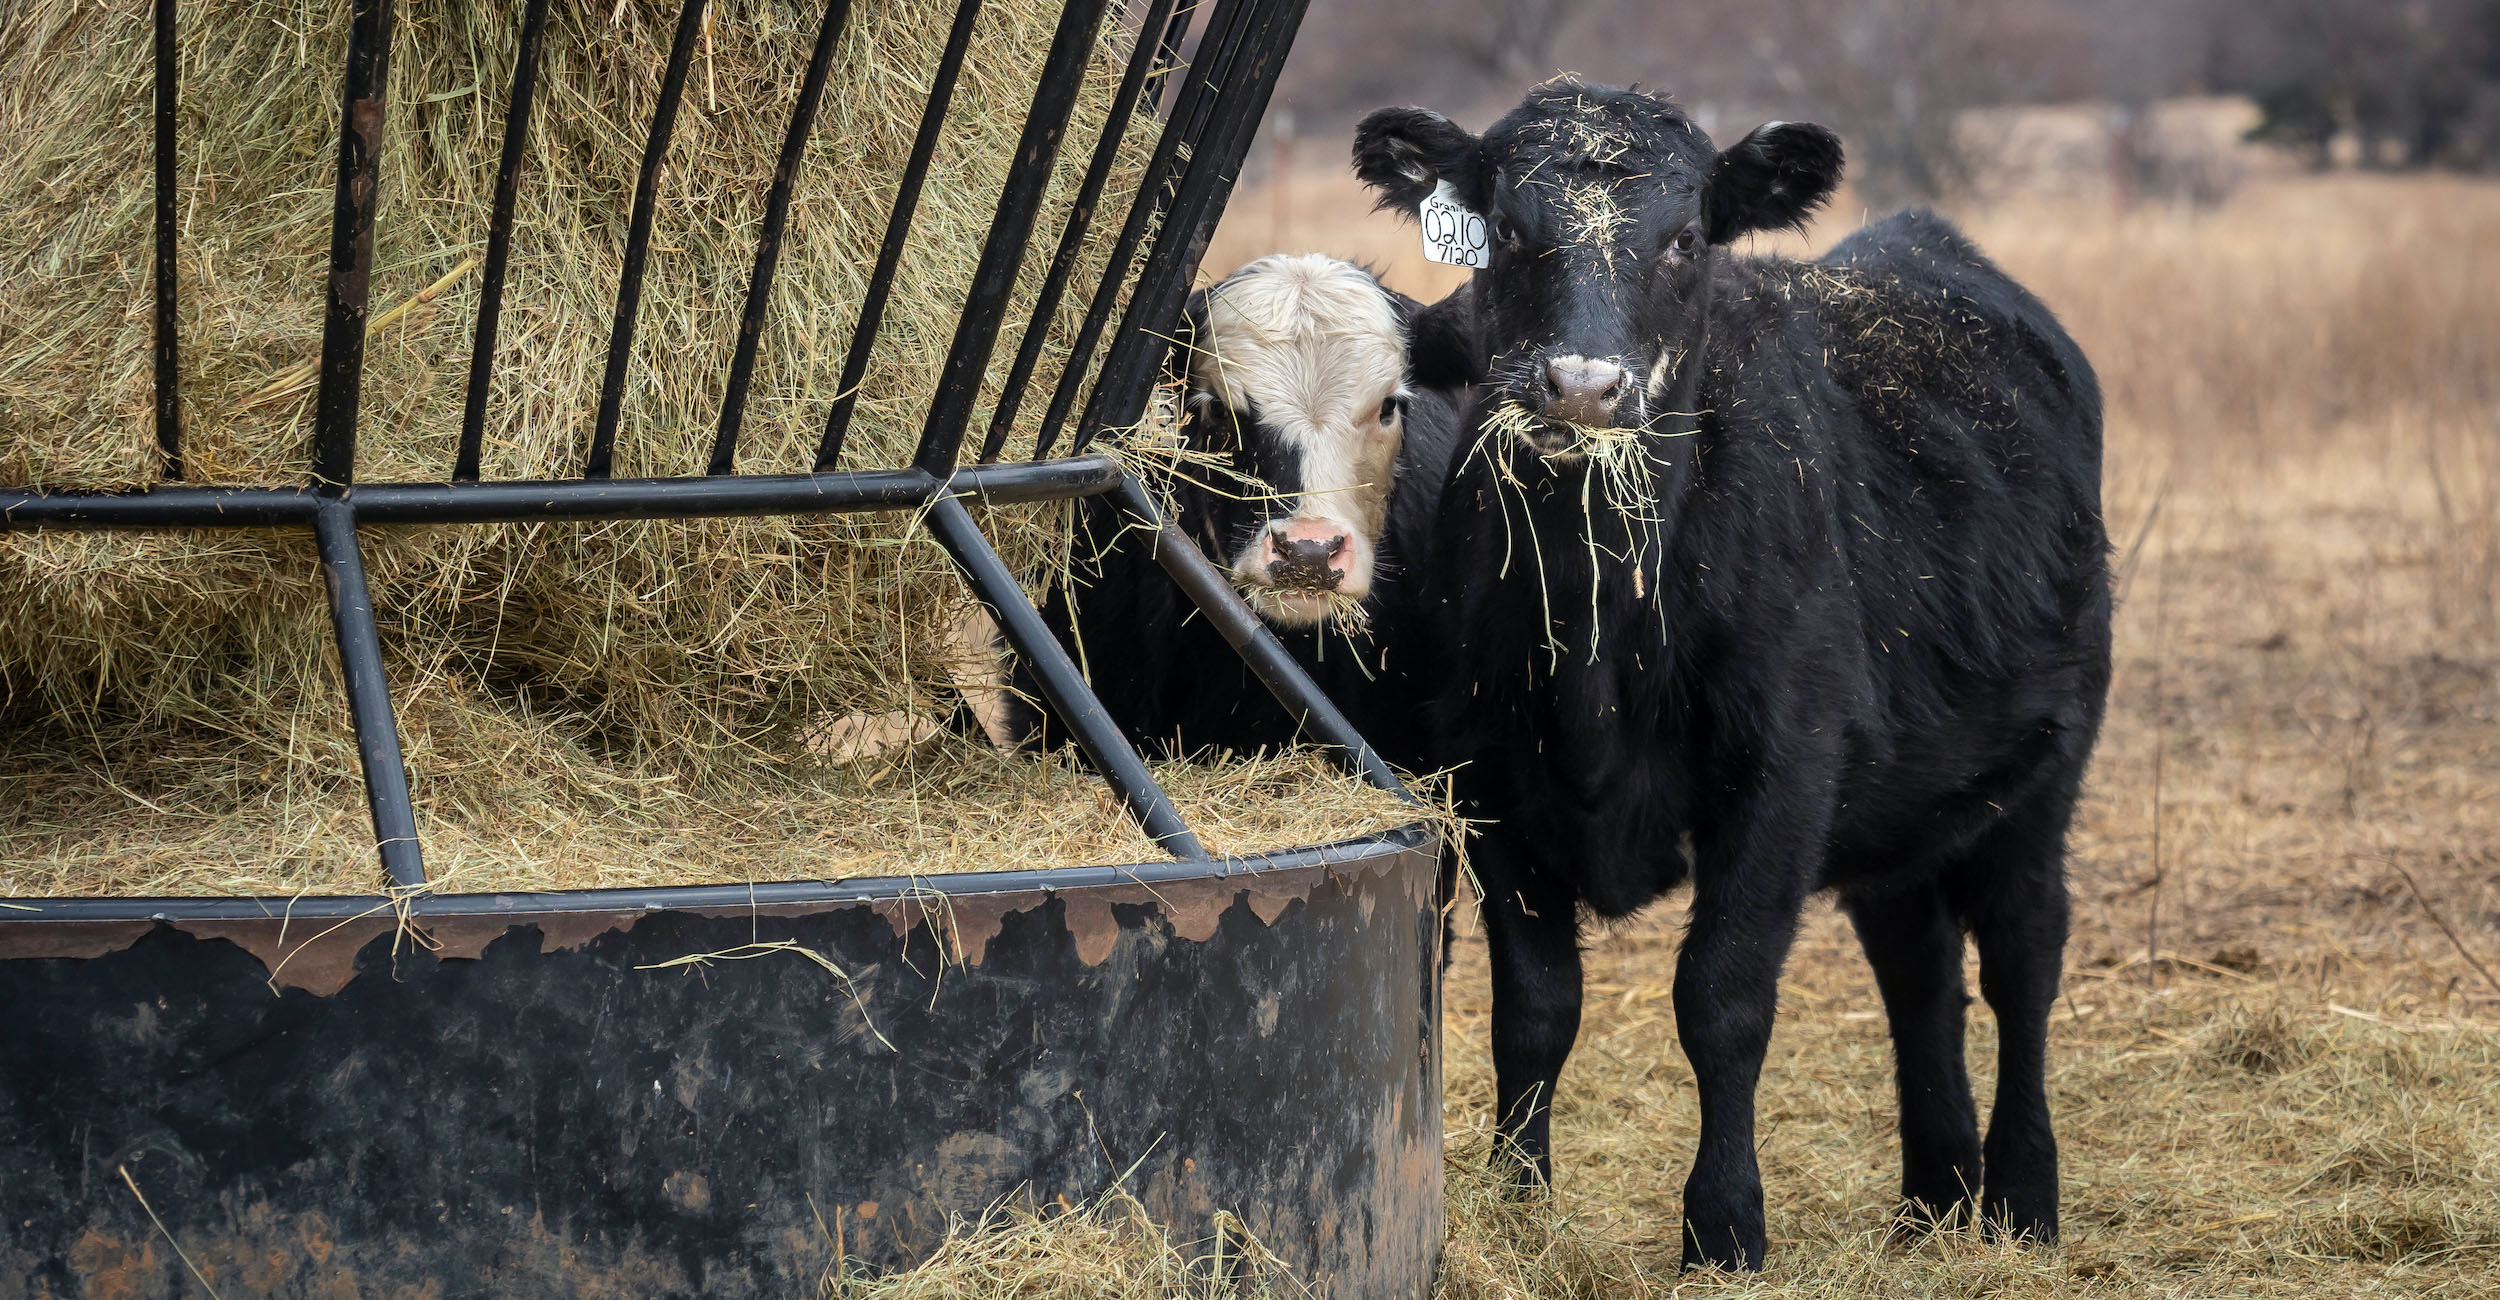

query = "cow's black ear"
[[1405, 280, 1487, 389], [1705, 121, 1843, 244], [1354, 107, 1483, 214]]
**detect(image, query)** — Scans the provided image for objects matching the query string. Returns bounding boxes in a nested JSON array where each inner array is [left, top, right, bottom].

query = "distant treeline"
[[1274, 0, 2500, 200]]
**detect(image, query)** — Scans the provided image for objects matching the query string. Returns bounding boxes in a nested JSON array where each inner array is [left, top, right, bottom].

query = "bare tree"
[[1718, 0, 2083, 205], [1434, 0, 1601, 84]]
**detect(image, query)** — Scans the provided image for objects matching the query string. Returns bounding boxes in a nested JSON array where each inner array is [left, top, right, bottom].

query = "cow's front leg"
[[1675, 800, 1818, 1270], [1477, 830, 1584, 1188]]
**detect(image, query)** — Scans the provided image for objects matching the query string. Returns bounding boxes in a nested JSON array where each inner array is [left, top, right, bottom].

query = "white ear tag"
[[1418, 180, 1490, 269]]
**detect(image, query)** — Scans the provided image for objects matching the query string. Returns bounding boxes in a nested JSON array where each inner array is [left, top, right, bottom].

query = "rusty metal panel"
[[0, 831, 1442, 1298]]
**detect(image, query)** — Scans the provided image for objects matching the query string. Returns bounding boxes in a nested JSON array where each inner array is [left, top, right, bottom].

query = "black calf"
[[1357, 80, 2111, 1268]]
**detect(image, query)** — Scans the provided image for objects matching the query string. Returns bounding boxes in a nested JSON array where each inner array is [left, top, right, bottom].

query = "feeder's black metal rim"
[[0, 822, 1436, 922]]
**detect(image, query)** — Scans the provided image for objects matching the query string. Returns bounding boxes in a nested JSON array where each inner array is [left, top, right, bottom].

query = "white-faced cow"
[[1016, 254, 1464, 767], [1356, 80, 2112, 1269]]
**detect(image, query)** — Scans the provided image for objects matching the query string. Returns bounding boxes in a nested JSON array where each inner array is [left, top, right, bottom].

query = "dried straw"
[[0, 0, 1156, 773], [0, 705, 1421, 897], [0, 0, 1382, 896]]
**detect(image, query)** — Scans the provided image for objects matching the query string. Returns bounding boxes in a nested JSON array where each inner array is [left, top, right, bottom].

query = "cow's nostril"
[[1543, 357, 1628, 424], [1268, 533, 1350, 590]]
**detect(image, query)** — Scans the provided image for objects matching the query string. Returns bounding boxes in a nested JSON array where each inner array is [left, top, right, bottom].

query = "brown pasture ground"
[[1193, 168, 2500, 1297]]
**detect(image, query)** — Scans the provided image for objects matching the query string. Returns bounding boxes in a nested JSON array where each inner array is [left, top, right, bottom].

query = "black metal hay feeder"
[[1, 0, 1445, 1293], [0, 838, 1444, 1297]]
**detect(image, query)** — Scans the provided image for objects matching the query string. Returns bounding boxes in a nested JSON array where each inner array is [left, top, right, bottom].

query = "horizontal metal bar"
[[0, 825, 1436, 919], [1112, 473, 1411, 798], [925, 493, 1208, 860], [313, 499, 427, 888], [1, 457, 1124, 530]]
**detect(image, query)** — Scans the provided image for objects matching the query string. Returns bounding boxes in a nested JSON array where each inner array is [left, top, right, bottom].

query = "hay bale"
[[0, 1, 1150, 790]]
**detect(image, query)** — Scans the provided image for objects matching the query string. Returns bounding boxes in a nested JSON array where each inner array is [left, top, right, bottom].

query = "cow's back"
[[1779, 211, 2110, 870]]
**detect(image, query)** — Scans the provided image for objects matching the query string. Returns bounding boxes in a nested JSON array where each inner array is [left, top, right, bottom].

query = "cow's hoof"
[[1885, 1195, 1974, 1244], [1980, 1191, 2059, 1245], [1679, 1217, 1768, 1272]]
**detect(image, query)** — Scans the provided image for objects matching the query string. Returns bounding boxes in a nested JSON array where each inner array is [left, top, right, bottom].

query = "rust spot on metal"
[[0, 919, 151, 961], [1, 833, 1440, 1001], [664, 1170, 713, 1212], [178, 917, 399, 996], [66, 1227, 149, 1300]]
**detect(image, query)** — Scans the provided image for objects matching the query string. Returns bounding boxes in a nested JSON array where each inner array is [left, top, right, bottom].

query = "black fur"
[[1359, 80, 2112, 1270], [1011, 281, 1465, 772]]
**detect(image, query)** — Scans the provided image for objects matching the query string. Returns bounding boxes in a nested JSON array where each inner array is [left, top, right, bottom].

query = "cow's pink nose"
[[1262, 521, 1349, 590], [1543, 356, 1625, 424]]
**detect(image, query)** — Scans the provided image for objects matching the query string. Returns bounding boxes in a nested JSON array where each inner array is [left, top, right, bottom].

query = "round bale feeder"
[[0, 0, 1444, 1294]]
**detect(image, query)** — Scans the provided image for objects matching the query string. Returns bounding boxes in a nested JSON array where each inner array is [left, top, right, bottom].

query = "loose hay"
[[0, 708, 1420, 897], [0, 0, 1394, 896], [0, 1, 1151, 755]]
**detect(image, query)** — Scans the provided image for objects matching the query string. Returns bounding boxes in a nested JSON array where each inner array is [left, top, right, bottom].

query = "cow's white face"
[[1186, 255, 1410, 627]]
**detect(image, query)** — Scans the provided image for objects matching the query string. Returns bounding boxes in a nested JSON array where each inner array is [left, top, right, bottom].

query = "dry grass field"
[[1214, 168, 2500, 1296]]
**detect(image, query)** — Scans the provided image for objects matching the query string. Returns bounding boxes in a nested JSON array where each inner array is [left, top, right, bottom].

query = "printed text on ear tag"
[[1419, 180, 1490, 268]]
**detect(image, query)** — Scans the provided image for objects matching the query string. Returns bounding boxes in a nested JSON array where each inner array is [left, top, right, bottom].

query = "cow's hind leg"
[[1477, 832, 1584, 1189], [1951, 788, 2078, 1244], [1843, 881, 1982, 1235]]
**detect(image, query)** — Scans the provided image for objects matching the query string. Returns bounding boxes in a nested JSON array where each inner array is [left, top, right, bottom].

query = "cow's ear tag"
[[1418, 180, 1490, 268]]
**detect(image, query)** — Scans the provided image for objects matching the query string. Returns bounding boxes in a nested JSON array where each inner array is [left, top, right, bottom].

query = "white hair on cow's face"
[[1191, 254, 1409, 626]]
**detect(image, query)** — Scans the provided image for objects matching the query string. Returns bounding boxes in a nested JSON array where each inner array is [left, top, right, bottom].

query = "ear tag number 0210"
[[1418, 180, 1490, 268]]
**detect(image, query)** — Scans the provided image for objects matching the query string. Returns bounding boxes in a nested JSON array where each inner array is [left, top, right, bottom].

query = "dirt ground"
[[1202, 163, 2500, 1297]]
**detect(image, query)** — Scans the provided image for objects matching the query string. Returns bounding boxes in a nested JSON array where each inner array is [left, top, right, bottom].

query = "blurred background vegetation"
[[1261, 0, 2500, 206]]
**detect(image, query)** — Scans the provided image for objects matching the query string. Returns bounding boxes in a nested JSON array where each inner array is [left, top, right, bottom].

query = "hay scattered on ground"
[[824, 1193, 1314, 1300], [0, 710, 1422, 897]]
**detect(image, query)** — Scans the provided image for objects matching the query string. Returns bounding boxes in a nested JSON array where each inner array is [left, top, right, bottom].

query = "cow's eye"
[[1378, 395, 1405, 425], [1492, 214, 1520, 246], [1668, 226, 1701, 259]]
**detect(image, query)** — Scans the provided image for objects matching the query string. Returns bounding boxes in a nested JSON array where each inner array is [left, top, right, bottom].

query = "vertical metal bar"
[[312, 0, 396, 489], [709, 0, 855, 476], [1074, 0, 1302, 454], [924, 493, 1206, 859], [1027, 0, 1246, 461], [152, 0, 182, 481], [812, 0, 986, 473], [454, 0, 553, 483], [976, 0, 1177, 465], [1111, 474, 1408, 795], [909, 0, 1116, 477], [314, 500, 427, 888], [1139, 0, 1196, 113], [585, 0, 709, 480]]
